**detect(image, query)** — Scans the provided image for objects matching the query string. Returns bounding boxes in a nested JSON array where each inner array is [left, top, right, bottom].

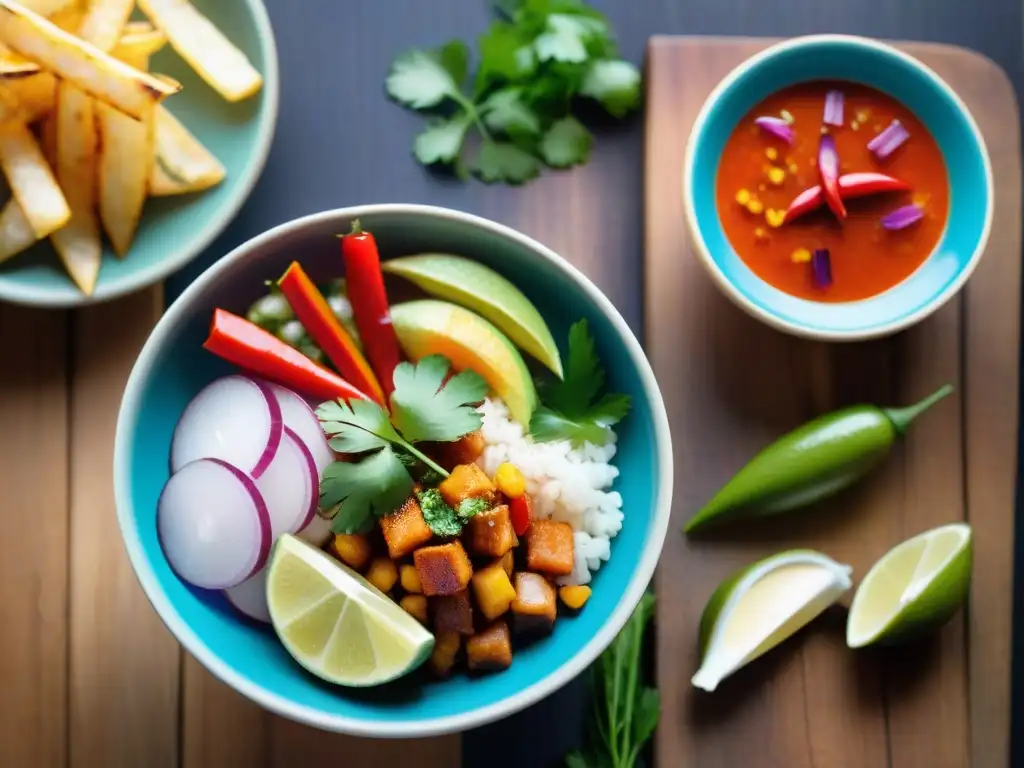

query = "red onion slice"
[[224, 567, 271, 624], [158, 459, 271, 589], [256, 427, 318, 539], [868, 120, 909, 161], [170, 375, 283, 479], [823, 89, 844, 127], [817, 134, 846, 219], [298, 514, 334, 547], [264, 382, 334, 472], [811, 249, 833, 289], [754, 116, 794, 145], [881, 204, 924, 230]]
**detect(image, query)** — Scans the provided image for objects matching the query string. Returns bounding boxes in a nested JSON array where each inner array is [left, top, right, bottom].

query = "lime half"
[[692, 549, 853, 692], [267, 534, 434, 687], [846, 523, 972, 649]]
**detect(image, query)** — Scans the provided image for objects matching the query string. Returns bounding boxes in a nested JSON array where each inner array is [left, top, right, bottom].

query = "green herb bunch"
[[385, 0, 642, 184]]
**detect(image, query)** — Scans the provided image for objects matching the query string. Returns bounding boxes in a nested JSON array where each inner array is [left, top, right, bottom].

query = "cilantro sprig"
[[316, 355, 487, 534], [385, 0, 641, 184], [530, 319, 631, 447]]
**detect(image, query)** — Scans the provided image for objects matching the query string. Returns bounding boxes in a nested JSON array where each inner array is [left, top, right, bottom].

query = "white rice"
[[475, 398, 623, 586]]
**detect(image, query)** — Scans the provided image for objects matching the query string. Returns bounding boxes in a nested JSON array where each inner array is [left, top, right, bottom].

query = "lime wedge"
[[382, 254, 563, 378], [267, 534, 434, 687], [692, 549, 852, 692], [846, 523, 971, 649]]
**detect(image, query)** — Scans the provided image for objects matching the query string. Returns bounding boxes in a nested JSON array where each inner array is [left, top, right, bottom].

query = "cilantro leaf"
[[539, 116, 592, 167], [580, 59, 641, 118], [457, 497, 490, 520], [321, 447, 414, 533], [475, 21, 535, 96], [438, 40, 470, 86], [481, 87, 542, 135], [316, 398, 402, 453], [386, 46, 464, 109], [533, 14, 593, 63], [390, 355, 488, 442], [417, 489, 462, 537], [529, 319, 630, 447], [414, 114, 472, 165], [474, 140, 541, 184]]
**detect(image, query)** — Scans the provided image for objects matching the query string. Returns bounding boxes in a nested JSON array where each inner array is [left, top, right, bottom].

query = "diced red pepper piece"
[[203, 309, 370, 403], [340, 221, 404, 398], [508, 492, 533, 537], [277, 261, 386, 406], [817, 134, 846, 220], [783, 172, 912, 224]]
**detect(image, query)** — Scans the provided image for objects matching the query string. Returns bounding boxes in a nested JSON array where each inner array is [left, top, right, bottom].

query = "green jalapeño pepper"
[[685, 384, 954, 535]]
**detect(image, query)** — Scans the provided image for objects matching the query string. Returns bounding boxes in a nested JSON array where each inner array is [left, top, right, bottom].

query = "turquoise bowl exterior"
[[0, 0, 279, 308], [113, 205, 673, 737], [683, 35, 993, 340]]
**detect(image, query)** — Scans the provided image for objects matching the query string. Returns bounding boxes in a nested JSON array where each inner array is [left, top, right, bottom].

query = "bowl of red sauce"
[[683, 34, 993, 340]]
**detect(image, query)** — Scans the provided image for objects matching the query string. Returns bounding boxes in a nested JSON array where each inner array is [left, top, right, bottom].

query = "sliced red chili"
[[783, 172, 912, 224]]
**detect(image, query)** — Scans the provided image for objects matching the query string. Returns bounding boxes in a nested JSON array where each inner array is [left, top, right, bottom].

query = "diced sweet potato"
[[436, 431, 486, 469], [365, 557, 398, 594], [400, 594, 429, 624], [414, 541, 473, 596], [400, 564, 422, 593], [438, 463, 496, 508], [471, 563, 517, 620], [330, 534, 371, 572], [429, 631, 462, 677], [494, 550, 514, 579], [466, 504, 515, 558], [559, 585, 592, 610], [466, 621, 513, 672], [526, 519, 575, 576], [380, 497, 435, 558], [511, 571, 557, 635], [431, 590, 474, 635]]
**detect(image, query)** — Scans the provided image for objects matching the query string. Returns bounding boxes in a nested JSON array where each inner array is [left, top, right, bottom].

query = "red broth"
[[715, 81, 950, 303]]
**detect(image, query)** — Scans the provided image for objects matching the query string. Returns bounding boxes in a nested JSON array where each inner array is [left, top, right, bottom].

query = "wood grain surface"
[[645, 37, 1020, 768]]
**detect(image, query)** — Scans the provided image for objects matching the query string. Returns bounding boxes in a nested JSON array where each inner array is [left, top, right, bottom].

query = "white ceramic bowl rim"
[[113, 203, 675, 738], [682, 33, 995, 341], [0, 0, 281, 308]]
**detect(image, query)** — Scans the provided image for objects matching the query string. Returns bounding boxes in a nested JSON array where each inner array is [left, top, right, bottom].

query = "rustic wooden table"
[[0, 1, 1020, 767]]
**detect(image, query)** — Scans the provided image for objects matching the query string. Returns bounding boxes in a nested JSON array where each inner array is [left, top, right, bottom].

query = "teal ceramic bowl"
[[683, 35, 993, 340], [113, 205, 673, 737], [0, 0, 278, 308]]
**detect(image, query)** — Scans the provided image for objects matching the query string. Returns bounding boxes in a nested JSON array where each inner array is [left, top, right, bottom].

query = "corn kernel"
[[494, 462, 526, 499], [559, 585, 592, 610], [850, 121, 860, 131], [780, 109, 794, 124], [400, 564, 422, 593], [766, 166, 786, 186], [746, 198, 764, 215], [400, 594, 429, 624], [765, 147, 778, 161], [331, 534, 371, 572], [791, 248, 812, 263], [366, 557, 398, 593], [754, 227, 769, 242], [856, 108, 871, 123], [765, 208, 785, 228], [735, 188, 751, 206], [788, 163, 799, 174], [912, 192, 931, 208]]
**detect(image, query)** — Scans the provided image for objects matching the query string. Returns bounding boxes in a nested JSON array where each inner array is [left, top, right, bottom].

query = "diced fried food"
[[511, 572, 557, 635], [0, 0, 179, 120], [148, 105, 225, 196], [138, 0, 262, 102], [438, 462, 496, 508], [494, 462, 526, 498], [466, 503, 515, 558], [559, 585, 592, 611], [399, 594, 428, 625], [0, 199, 37, 264], [0, 120, 68, 238], [330, 533, 371, 572], [365, 557, 399, 594], [431, 590, 474, 635], [96, 98, 154, 255], [77, 0, 135, 52], [466, 621, 513, 672], [526, 519, 575, 576], [50, 81, 100, 295], [495, 550, 514, 579], [471, 563, 517, 621], [399, 563, 422, 593], [429, 631, 461, 677], [414, 541, 473, 596], [380, 496, 434, 559], [434, 431, 486, 469]]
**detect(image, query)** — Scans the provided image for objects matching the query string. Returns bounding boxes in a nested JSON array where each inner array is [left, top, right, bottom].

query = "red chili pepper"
[[203, 309, 370, 403], [783, 172, 912, 224], [277, 261, 386, 406], [509, 492, 533, 537], [817, 134, 846, 220], [341, 220, 403, 397]]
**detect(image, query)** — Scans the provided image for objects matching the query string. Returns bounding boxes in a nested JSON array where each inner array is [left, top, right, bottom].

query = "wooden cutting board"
[[645, 37, 1020, 768]]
